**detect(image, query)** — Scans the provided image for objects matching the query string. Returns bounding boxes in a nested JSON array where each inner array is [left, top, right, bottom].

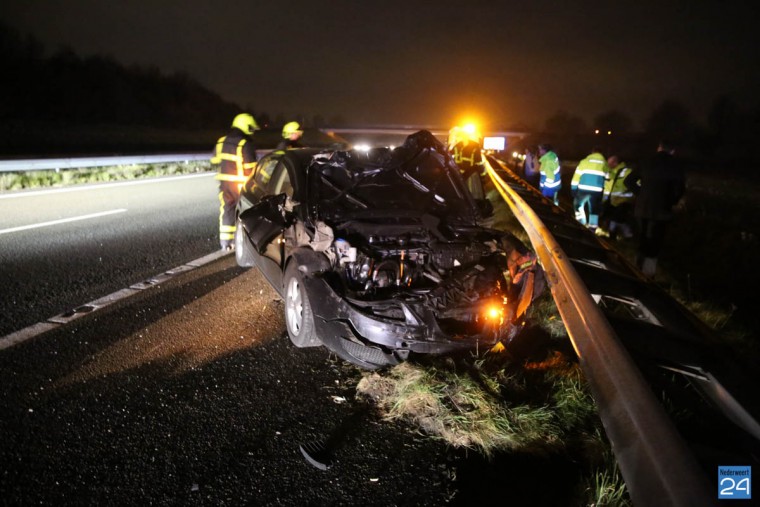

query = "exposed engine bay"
[[296, 217, 533, 337]]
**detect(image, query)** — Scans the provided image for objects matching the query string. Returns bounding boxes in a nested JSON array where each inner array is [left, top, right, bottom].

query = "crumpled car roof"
[[307, 130, 478, 224]]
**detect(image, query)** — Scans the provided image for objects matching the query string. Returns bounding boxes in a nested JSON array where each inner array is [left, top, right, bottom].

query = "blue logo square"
[[718, 466, 751, 500]]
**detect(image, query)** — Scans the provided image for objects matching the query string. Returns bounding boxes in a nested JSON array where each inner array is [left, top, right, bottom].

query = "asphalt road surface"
[[0, 255, 586, 506], [0, 174, 220, 337]]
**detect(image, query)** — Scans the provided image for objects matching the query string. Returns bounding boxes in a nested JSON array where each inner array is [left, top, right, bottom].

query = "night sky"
[[2, 0, 758, 129]]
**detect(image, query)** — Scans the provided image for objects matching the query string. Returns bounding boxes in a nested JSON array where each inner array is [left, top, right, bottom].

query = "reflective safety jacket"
[[604, 161, 635, 207], [538, 150, 561, 190], [571, 152, 608, 194], [211, 128, 257, 187], [452, 140, 484, 175]]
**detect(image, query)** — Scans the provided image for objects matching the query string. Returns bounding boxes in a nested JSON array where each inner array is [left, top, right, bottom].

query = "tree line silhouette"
[[517, 95, 759, 176], [0, 23, 239, 130]]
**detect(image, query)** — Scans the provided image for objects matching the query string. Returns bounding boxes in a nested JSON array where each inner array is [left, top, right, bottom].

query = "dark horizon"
[[2, 1, 759, 131]]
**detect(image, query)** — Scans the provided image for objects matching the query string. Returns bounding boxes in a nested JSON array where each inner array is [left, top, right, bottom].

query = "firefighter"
[[276, 121, 303, 150], [449, 126, 485, 179], [571, 148, 609, 229], [599, 155, 635, 239], [537, 143, 561, 204], [211, 113, 260, 251]]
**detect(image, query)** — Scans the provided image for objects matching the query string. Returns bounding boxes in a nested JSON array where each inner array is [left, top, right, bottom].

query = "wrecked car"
[[234, 130, 543, 369]]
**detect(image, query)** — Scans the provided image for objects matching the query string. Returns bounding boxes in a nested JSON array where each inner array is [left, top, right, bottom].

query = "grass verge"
[[0, 161, 212, 192], [357, 322, 631, 505]]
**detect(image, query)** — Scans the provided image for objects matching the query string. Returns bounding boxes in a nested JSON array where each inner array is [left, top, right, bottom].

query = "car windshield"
[[309, 131, 477, 224]]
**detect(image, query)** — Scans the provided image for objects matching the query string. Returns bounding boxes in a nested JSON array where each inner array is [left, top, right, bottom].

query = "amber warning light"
[[483, 136, 505, 151]]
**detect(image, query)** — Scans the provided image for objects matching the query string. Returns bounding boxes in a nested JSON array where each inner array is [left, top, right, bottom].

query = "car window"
[[272, 163, 293, 197], [249, 156, 279, 197]]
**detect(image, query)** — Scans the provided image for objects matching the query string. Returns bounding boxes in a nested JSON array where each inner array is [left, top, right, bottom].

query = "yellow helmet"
[[448, 126, 462, 149], [231, 113, 259, 135], [282, 121, 303, 138], [460, 123, 481, 144]]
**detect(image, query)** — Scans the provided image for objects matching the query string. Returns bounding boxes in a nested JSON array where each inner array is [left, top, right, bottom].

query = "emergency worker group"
[[518, 139, 684, 278]]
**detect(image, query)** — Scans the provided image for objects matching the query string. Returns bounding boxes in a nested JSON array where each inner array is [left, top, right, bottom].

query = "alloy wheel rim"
[[286, 278, 302, 333], [235, 224, 243, 252]]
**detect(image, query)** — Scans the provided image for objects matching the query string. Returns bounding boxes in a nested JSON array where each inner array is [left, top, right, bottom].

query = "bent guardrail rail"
[[483, 157, 714, 506]]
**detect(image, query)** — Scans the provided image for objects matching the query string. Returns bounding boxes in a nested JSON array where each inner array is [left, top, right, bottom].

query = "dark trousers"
[[525, 172, 540, 189], [574, 191, 603, 227], [637, 218, 669, 258], [605, 201, 632, 223], [218, 181, 240, 244]]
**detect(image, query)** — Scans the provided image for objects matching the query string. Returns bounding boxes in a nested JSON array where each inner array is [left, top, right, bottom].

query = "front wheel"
[[283, 262, 320, 348]]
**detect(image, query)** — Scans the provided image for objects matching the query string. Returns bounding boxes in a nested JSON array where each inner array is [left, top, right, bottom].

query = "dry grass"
[[583, 445, 631, 507], [358, 361, 560, 455], [359, 359, 558, 456], [357, 348, 630, 505]]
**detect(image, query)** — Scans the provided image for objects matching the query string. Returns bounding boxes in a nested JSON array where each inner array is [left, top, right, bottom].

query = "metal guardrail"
[[483, 157, 714, 506], [0, 153, 213, 172], [0, 150, 286, 173]]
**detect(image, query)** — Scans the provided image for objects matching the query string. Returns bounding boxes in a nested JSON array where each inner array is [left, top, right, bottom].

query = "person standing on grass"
[[624, 140, 686, 278], [537, 143, 562, 205], [571, 147, 609, 230]]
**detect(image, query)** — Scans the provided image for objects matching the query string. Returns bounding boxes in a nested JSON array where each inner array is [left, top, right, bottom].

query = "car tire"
[[235, 219, 255, 267], [283, 262, 320, 348]]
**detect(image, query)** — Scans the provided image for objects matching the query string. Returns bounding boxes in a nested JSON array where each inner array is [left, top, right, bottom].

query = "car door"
[[239, 158, 294, 291]]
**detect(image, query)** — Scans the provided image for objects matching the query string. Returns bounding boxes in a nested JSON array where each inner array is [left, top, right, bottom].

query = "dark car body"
[[234, 131, 533, 369]]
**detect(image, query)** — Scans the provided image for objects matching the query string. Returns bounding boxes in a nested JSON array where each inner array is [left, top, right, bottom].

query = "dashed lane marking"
[[0, 209, 128, 235], [0, 249, 232, 351], [0, 173, 213, 200]]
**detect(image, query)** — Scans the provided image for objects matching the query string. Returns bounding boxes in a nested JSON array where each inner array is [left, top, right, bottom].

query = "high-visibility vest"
[[452, 141, 484, 171], [211, 128, 257, 185], [571, 152, 608, 193], [604, 162, 635, 206], [539, 151, 561, 189]]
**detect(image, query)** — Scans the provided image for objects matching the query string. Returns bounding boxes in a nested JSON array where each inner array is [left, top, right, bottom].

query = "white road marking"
[[0, 208, 127, 235], [0, 172, 214, 200], [0, 249, 231, 351]]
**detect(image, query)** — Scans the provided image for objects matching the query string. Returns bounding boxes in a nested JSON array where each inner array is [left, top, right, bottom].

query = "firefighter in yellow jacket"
[[211, 113, 260, 250], [449, 126, 485, 179]]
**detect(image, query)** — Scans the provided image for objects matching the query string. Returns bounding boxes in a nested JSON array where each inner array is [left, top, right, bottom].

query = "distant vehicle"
[[234, 131, 534, 369]]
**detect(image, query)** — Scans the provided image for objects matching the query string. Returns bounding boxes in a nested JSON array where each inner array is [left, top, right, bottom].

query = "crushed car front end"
[[283, 132, 539, 368]]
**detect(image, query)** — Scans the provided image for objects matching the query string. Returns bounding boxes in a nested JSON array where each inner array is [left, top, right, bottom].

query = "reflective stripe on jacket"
[[452, 141, 484, 169], [571, 152, 608, 193], [604, 162, 634, 206], [211, 128, 257, 184], [539, 151, 561, 189]]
